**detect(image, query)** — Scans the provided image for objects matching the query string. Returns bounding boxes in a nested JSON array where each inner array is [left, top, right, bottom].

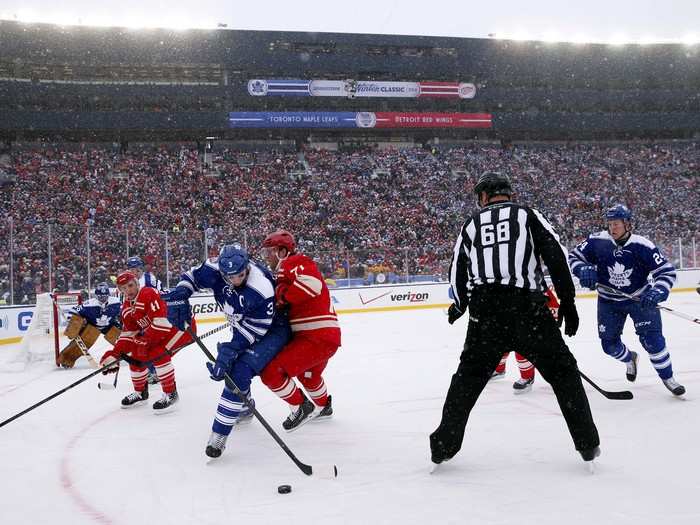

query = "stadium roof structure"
[[1, 20, 699, 140]]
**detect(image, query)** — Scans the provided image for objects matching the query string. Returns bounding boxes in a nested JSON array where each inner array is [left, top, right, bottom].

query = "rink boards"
[[1, 269, 698, 345]]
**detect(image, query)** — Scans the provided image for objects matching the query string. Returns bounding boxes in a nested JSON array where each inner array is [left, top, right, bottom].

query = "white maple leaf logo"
[[607, 262, 633, 288]]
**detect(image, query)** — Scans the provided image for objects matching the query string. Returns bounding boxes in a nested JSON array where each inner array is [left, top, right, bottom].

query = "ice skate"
[[513, 377, 534, 395], [282, 398, 316, 432], [152, 391, 179, 413], [235, 398, 255, 426], [312, 395, 333, 422], [205, 431, 228, 458], [662, 377, 686, 397], [121, 386, 148, 408], [579, 446, 601, 473], [625, 351, 639, 382]]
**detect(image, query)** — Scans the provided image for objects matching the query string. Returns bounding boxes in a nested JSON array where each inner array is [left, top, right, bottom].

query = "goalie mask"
[[95, 282, 111, 305]]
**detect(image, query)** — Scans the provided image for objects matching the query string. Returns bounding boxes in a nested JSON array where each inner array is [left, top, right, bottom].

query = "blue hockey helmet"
[[218, 244, 250, 277], [126, 256, 144, 269], [95, 282, 111, 303], [605, 204, 632, 222]]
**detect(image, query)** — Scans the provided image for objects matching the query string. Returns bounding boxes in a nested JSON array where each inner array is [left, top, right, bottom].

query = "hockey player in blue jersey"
[[171, 244, 290, 458], [58, 283, 122, 368], [127, 256, 163, 291], [569, 204, 685, 396]]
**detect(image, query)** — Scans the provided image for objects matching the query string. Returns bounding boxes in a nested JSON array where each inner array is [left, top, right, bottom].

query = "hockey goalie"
[[58, 283, 121, 368]]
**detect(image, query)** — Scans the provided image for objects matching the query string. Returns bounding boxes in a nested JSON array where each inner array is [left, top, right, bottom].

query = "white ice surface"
[[1, 294, 699, 525]]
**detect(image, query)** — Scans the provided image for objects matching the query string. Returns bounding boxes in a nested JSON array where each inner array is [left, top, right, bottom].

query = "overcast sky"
[[1, 0, 698, 43]]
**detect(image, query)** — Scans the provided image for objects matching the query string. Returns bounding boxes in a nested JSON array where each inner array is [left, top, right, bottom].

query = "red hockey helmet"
[[262, 230, 296, 253], [116, 271, 137, 286]]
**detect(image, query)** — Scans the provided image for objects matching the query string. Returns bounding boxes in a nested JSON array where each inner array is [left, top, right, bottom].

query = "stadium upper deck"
[[0, 20, 698, 139]]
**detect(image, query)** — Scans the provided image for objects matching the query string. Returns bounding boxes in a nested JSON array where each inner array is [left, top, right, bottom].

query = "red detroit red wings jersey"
[[119, 286, 173, 345], [277, 253, 341, 345]]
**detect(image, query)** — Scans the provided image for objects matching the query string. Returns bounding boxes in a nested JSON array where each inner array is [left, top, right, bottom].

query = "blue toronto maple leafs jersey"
[[176, 260, 277, 351], [569, 231, 676, 302], [70, 297, 122, 331]]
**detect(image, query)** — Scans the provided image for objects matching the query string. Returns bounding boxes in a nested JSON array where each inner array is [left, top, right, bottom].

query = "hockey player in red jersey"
[[100, 271, 192, 412], [491, 287, 561, 394], [259, 230, 341, 431]]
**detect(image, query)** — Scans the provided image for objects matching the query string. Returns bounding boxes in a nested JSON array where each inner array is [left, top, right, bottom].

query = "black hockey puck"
[[277, 484, 292, 494]]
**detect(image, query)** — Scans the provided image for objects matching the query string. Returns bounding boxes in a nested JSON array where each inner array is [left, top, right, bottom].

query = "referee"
[[430, 172, 600, 467]]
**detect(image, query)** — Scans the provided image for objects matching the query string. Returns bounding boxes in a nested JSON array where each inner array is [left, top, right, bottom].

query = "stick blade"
[[606, 390, 633, 400], [310, 464, 338, 479], [97, 382, 116, 390]]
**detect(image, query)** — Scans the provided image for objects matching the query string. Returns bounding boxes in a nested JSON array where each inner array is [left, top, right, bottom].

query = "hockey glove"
[[162, 289, 192, 331], [578, 265, 598, 290], [99, 350, 121, 374], [640, 287, 667, 310], [274, 282, 290, 309], [447, 303, 465, 325], [207, 342, 239, 381], [557, 299, 579, 337]]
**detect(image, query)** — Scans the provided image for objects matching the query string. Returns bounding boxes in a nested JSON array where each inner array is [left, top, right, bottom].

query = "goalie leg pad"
[[104, 326, 121, 346], [64, 315, 86, 339], [58, 341, 84, 368], [79, 324, 101, 347]]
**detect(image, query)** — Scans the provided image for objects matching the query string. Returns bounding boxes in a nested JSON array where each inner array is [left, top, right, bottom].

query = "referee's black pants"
[[430, 286, 600, 463]]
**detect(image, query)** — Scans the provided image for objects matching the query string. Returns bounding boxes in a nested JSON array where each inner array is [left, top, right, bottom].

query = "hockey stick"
[[185, 325, 338, 479], [0, 360, 121, 429], [97, 365, 120, 390], [579, 371, 633, 400], [74, 335, 100, 369], [96, 323, 229, 390], [597, 284, 699, 325]]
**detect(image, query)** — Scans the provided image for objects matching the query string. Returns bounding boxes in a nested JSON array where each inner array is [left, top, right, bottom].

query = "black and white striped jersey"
[[449, 201, 576, 309]]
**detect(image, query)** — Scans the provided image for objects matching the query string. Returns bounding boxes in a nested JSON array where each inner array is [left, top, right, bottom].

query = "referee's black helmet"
[[473, 171, 513, 198]]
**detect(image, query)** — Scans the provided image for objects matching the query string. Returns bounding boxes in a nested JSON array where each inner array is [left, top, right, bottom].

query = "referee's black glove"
[[557, 299, 579, 337], [447, 303, 465, 325]]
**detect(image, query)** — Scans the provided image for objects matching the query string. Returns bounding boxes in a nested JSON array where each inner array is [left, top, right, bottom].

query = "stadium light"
[[1, 11, 222, 30], [681, 34, 699, 46], [607, 34, 629, 46], [541, 31, 562, 44]]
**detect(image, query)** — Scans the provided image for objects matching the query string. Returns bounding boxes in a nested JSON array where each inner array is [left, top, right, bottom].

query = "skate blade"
[[429, 462, 441, 475], [585, 460, 596, 474], [120, 400, 148, 409], [513, 386, 532, 395], [153, 404, 178, 415]]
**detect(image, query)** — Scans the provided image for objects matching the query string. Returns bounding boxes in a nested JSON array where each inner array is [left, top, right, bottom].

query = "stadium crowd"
[[0, 141, 697, 302]]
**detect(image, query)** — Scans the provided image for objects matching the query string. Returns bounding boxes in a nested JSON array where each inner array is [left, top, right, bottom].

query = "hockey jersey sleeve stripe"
[[177, 278, 196, 292], [295, 274, 323, 296], [246, 317, 273, 325], [164, 330, 186, 351], [292, 280, 317, 298], [290, 319, 340, 332], [152, 317, 172, 329], [241, 320, 268, 336], [650, 263, 676, 278], [235, 324, 257, 344], [289, 314, 339, 323]]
